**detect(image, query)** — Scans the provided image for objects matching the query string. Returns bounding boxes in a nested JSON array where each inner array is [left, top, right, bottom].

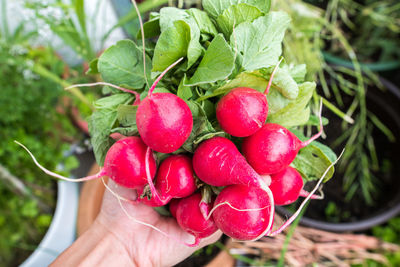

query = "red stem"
[[299, 188, 323, 200], [263, 58, 283, 95], [148, 57, 184, 97], [144, 147, 165, 205]]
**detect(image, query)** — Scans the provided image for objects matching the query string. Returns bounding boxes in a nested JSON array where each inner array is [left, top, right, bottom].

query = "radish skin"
[[193, 137, 268, 190], [212, 185, 273, 240], [215, 59, 282, 137], [216, 87, 268, 137], [242, 103, 323, 175], [269, 166, 304, 206], [139, 154, 197, 207], [175, 193, 218, 241]]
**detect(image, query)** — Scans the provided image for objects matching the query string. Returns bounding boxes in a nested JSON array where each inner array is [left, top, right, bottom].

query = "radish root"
[[205, 201, 271, 221], [15, 141, 105, 182]]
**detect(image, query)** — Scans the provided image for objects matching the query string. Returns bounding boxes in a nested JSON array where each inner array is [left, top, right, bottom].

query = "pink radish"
[[15, 136, 157, 189], [212, 185, 274, 240], [136, 58, 193, 153], [215, 59, 281, 137], [175, 193, 218, 244], [242, 104, 323, 175], [192, 136, 268, 190], [138, 154, 197, 207]]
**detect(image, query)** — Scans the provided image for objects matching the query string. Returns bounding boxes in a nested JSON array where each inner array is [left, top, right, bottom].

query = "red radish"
[[15, 137, 157, 189], [216, 87, 268, 137], [269, 166, 323, 206], [175, 193, 218, 243], [269, 166, 304, 205], [215, 59, 282, 137], [157, 154, 197, 198], [169, 198, 180, 218], [192, 136, 268, 190], [212, 185, 274, 240], [136, 57, 193, 153], [242, 104, 323, 175], [138, 154, 197, 207]]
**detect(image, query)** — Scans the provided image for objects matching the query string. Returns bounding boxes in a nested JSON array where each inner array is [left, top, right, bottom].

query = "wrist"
[[51, 219, 135, 267]]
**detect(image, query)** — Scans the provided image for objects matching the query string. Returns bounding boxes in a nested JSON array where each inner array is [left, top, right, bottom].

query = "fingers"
[[198, 230, 223, 247]]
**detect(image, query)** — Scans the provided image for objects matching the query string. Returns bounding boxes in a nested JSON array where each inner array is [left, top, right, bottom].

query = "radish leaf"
[[98, 40, 150, 89], [186, 34, 234, 86], [152, 20, 191, 72], [267, 81, 315, 127], [203, 0, 271, 19], [216, 3, 263, 39], [232, 12, 290, 71]]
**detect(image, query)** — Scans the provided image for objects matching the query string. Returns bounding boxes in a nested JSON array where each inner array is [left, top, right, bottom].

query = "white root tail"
[[15, 141, 105, 182]]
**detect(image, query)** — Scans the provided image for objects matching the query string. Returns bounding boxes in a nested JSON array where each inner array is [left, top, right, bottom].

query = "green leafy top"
[[87, 0, 336, 183]]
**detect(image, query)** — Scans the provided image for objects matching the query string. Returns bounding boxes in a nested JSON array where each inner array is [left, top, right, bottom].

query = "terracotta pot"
[[77, 163, 235, 267]]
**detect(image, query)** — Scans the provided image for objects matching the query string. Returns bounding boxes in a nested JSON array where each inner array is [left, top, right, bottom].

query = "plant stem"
[[321, 97, 354, 124]]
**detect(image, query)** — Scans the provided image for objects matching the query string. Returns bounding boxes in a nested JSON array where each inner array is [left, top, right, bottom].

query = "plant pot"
[[77, 163, 235, 267], [277, 76, 400, 232], [323, 52, 400, 72], [19, 147, 95, 266]]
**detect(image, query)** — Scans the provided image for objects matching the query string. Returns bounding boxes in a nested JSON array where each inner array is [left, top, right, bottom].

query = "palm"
[[96, 180, 221, 266]]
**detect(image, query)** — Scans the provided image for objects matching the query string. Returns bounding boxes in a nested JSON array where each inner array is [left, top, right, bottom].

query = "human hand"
[[94, 180, 222, 266]]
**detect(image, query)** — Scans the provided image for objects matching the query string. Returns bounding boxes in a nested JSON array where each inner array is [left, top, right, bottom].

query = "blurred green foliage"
[[0, 18, 81, 267]]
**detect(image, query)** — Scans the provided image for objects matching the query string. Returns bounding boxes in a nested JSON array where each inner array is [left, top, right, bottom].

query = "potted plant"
[[277, 74, 400, 232]]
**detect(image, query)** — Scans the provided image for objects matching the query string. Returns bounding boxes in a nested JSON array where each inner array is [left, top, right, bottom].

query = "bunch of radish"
[[16, 56, 337, 246], [14, 1, 342, 248]]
